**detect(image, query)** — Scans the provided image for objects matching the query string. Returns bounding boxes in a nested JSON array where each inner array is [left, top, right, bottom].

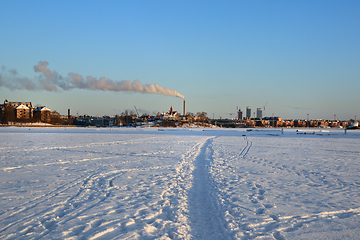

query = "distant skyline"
[[1, 1, 359, 120]]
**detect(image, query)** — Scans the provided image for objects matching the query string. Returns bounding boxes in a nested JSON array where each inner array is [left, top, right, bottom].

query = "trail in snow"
[[188, 137, 229, 239], [1, 131, 208, 240], [209, 134, 360, 240], [154, 136, 216, 239]]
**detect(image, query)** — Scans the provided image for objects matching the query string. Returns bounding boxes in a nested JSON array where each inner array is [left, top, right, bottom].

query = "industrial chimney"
[[183, 100, 186, 116], [68, 109, 70, 118]]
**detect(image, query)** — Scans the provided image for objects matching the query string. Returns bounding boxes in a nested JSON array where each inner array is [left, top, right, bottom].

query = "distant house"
[[162, 106, 179, 120], [33, 106, 51, 122], [2, 100, 32, 109], [15, 104, 31, 119], [1, 100, 33, 119], [1, 100, 52, 122]]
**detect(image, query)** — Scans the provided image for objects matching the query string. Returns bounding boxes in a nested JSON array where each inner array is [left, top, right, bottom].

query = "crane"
[[134, 106, 140, 118], [263, 102, 268, 118]]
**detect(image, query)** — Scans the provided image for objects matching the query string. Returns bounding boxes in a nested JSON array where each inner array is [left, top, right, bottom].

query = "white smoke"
[[0, 65, 37, 90], [1, 61, 185, 99]]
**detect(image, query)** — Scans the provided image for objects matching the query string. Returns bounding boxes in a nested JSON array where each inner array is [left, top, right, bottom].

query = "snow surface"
[[1, 127, 360, 240]]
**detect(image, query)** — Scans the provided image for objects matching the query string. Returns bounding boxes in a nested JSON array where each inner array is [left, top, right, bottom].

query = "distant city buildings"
[[33, 106, 51, 122], [1, 100, 33, 118], [0, 99, 53, 123], [162, 106, 179, 121], [246, 107, 251, 118], [15, 104, 31, 119], [256, 108, 262, 119], [237, 108, 243, 120], [0, 99, 358, 129]]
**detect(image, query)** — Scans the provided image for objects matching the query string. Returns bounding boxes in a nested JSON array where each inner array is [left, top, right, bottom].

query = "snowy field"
[[1, 127, 360, 240]]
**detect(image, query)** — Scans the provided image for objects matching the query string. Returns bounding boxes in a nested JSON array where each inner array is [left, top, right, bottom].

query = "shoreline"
[[0, 124, 77, 128]]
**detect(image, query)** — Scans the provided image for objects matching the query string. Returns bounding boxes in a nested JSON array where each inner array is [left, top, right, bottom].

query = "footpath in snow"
[[1, 127, 360, 239]]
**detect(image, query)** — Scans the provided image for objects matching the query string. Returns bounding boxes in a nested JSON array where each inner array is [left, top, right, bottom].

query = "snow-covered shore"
[[1, 127, 360, 239]]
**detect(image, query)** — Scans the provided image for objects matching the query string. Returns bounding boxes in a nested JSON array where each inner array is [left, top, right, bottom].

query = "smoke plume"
[[0, 61, 185, 99]]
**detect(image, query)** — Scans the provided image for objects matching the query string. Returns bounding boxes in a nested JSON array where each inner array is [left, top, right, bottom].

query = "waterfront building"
[[257, 108, 262, 119], [246, 107, 251, 118]]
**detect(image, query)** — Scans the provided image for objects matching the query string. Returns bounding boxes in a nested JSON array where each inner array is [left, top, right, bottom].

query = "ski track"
[[1, 135, 178, 172], [188, 137, 230, 239], [0, 164, 176, 239], [0, 135, 159, 154], [153, 136, 217, 239], [1, 146, 175, 172], [1, 133, 221, 240], [209, 136, 360, 240]]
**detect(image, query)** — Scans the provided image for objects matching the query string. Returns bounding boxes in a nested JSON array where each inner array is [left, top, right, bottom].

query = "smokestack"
[[183, 100, 186, 116], [68, 109, 70, 118]]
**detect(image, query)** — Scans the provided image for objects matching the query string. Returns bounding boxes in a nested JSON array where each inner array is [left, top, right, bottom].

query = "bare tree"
[[196, 112, 208, 120], [114, 115, 120, 126], [1, 105, 15, 124], [50, 111, 62, 125]]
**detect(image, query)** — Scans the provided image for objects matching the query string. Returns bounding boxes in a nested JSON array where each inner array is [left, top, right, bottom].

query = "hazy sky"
[[1, 1, 359, 120]]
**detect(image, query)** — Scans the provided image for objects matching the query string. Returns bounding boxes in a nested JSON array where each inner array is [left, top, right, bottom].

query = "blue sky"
[[1, 1, 359, 120]]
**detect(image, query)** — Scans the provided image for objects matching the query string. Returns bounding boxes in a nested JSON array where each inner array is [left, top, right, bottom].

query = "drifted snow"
[[1, 127, 360, 240]]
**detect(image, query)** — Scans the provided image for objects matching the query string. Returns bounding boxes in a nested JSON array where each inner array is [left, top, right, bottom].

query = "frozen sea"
[[1, 127, 360, 240]]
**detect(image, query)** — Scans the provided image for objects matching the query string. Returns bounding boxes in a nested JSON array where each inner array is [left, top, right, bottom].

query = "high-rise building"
[[238, 109, 243, 120], [256, 108, 262, 119], [246, 107, 251, 118]]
